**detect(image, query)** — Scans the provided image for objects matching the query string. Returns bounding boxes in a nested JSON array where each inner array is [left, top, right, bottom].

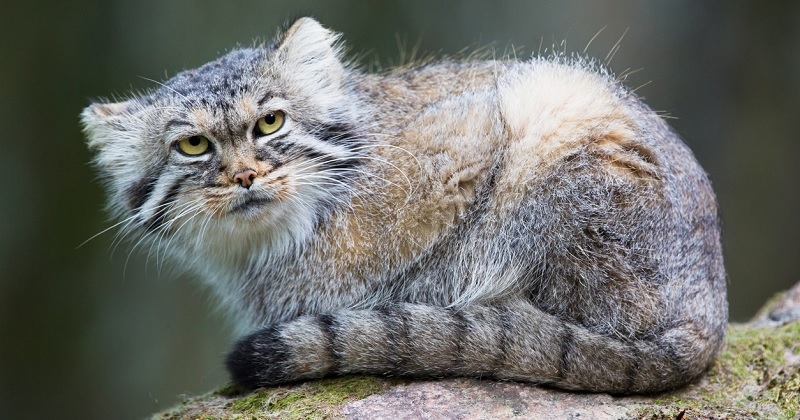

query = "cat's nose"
[[233, 169, 257, 189]]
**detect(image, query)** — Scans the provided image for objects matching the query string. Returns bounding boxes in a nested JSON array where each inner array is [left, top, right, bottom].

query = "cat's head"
[[82, 18, 366, 262]]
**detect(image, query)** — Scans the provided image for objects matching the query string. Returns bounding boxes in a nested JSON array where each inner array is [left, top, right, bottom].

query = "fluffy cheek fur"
[[82, 110, 166, 228]]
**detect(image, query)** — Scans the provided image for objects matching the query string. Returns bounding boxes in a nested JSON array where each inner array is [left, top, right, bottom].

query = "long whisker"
[[290, 154, 414, 196], [124, 196, 201, 275], [142, 199, 200, 272], [86, 198, 187, 260], [77, 212, 140, 249], [156, 199, 208, 270]]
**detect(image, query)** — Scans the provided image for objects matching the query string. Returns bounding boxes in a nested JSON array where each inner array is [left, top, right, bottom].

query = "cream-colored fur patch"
[[498, 62, 632, 178]]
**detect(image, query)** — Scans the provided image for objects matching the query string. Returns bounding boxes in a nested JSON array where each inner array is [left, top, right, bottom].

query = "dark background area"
[[1, 1, 797, 419]]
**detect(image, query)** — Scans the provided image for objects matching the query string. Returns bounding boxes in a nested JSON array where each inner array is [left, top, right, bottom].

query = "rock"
[[154, 282, 800, 420], [343, 379, 635, 419], [751, 281, 800, 327]]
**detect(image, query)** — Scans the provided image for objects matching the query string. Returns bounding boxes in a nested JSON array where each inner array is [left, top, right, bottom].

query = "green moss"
[[229, 387, 278, 414], [636, 322, 800, 419], [152, 376, 394, 419], [227, 376, 386, 419], [306, 376, 386, 404], [212, 383, 243, 398], [716, 322, 800, 416]]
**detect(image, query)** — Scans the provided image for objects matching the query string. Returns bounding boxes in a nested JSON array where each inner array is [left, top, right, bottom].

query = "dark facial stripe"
[[254, 149, 284, 169], [284, 142, 362, 174], [127, 168, 163, 212], [256, 119, 366, 175], [254, 141, 286, 168], [142, 175, 187, 233], [268, 139, 293, 155], [464, 154, 504, 218], [312, 121, 365, 149]]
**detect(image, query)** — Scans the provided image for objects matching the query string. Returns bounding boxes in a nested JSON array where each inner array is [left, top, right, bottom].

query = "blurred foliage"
[[0, 1, 797, 419]]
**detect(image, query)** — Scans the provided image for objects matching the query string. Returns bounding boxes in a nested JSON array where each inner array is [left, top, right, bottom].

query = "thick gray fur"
[[81, 18, 727, 394]]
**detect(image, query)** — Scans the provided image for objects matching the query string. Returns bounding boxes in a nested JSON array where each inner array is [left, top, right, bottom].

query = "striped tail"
[[226, 300, 720, 394]]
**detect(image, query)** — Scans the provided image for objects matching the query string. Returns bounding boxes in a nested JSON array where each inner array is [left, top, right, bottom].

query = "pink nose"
[[233, 169, 257, 188]]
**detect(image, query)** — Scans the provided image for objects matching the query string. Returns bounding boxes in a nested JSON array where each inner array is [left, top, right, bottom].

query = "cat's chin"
[[210, 191, 320, 249], [224, 188, 280, 218], [228, 196, 273, 216], [180, 201, 315, 267]]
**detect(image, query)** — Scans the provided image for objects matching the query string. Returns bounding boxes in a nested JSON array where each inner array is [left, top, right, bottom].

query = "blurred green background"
[[1, 1, 798, 418]]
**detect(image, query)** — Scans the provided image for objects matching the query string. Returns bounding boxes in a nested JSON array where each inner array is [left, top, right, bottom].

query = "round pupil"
[[264, 113, 276, 125], [189, 137, 201, 146]]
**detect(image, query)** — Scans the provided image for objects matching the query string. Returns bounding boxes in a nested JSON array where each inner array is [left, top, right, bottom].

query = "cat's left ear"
[[85, 100, 133, 119], [274, 17, 346, 91]]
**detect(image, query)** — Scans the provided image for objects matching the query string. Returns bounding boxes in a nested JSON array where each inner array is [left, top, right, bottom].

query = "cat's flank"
[[82, 18, 727, 394]]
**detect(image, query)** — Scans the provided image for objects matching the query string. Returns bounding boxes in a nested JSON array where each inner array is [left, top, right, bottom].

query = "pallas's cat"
[[82, 18, 727, 393]]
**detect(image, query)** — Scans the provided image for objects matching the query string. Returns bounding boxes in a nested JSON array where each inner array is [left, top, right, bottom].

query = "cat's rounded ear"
[[273, 17, 346, 91], [80, 100, 137, 150], [84, 100, 133, 119]]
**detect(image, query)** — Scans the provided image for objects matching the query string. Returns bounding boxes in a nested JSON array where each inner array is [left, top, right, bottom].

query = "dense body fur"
[[82, 18, 727, 394]]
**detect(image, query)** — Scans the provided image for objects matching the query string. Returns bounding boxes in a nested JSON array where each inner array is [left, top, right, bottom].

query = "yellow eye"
[[177, 136, 210, 156], [256, 111, 285, 136]]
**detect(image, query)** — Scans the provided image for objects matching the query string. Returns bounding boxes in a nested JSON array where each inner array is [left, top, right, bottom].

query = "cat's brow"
[[257, 93, 273, 106], [165, 119, 192, 130]]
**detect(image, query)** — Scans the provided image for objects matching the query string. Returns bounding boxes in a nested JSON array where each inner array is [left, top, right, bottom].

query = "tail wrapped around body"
[[226, 300, 722, 394]]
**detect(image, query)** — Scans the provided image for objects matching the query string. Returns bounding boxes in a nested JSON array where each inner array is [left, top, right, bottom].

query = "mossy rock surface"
[[154, 286, 800, 419], [637, 322, 800, 419], [155, 376, 393, 420]]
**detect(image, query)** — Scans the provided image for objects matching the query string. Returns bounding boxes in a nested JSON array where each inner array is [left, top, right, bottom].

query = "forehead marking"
[[238, 95, 258, 120], [191, 108, 212, 132]]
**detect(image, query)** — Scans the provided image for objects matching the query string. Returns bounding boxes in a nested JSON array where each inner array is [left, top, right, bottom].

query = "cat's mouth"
[[228, 192, 274, 214]]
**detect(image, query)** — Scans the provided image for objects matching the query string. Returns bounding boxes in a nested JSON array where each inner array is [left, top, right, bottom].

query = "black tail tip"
[[225, 326, 291, 391], [225, 337, 259, 391]]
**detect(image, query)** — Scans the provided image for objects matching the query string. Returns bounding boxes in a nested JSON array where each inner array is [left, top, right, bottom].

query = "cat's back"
[[358, 56, 725, 340]]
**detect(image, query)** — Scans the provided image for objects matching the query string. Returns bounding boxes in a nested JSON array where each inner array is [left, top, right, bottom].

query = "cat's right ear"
[[80, 100, 136, 150]]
